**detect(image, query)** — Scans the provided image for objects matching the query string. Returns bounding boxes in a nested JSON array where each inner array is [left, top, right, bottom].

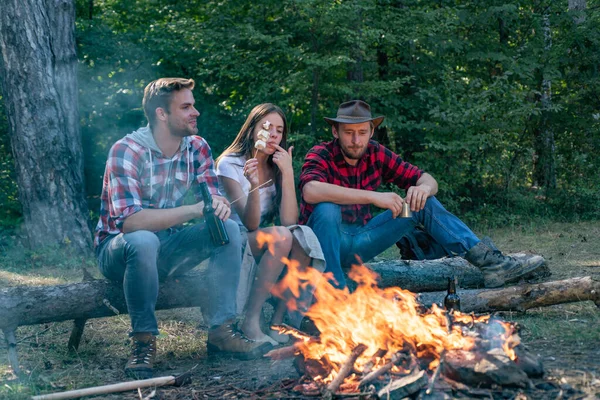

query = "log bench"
[[2, 257, 597, 377]]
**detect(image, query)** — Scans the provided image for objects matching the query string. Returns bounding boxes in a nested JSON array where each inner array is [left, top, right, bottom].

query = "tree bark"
[[417, 276, 600, 313], [0, 0, 92, 253], [0, 270, 210, 331], [367, 256, 550, 292]]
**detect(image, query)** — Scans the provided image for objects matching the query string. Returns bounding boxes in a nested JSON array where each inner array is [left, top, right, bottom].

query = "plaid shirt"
[[94, 135, 219, 247], [299, 139, 423, 225]]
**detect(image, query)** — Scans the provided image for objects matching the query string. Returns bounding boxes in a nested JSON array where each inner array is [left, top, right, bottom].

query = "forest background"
[[0, 0, 599, 248]]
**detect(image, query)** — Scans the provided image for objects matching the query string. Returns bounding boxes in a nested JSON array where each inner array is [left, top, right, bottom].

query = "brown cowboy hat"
[[324, 100, 385, 129]]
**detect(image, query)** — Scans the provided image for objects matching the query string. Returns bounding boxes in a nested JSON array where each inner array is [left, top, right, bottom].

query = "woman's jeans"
[[97, 219, 242, 335], [306, 197, 480, 288]]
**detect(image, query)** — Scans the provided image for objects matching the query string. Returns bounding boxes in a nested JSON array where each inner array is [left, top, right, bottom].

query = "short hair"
[[142, 78, 195, 127]]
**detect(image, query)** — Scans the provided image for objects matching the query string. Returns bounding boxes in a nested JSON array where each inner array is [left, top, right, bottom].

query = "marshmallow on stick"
[[254, 120, 272, 157]]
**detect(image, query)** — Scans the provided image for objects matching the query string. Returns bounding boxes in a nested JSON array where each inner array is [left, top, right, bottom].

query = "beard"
[[340, 143, 368, 160], [168, 118, 198, 137]]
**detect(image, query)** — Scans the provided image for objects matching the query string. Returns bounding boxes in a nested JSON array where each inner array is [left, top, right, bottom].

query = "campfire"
[[268, 259, 543, 398]]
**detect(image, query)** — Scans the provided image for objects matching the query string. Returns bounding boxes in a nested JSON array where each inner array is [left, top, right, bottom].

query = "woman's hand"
[[243, 158, 260, 187], [271, 144, 294, 177]]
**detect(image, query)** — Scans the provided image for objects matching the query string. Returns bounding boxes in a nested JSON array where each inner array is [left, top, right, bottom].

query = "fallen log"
[[417, 276, 600, 313], [0, 270, 212, 332], [0, 257, 530, 333], [369, 254, 551, 292]]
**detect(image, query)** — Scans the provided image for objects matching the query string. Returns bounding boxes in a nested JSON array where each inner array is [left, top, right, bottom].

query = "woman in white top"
[[216, 103, 309, 345]]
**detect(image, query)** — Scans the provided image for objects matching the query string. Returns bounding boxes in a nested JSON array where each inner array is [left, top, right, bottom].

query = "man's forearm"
[[416, 173, 438, 196], [302, 181, 375, 205], [122, 205, 199, 233]]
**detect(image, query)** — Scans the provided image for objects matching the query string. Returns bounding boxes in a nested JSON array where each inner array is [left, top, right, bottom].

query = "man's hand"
[[212, 195, 231, 221], [372, 192, 405, 218], [405, 185, 432, 212], [193, 195, 231, 221]]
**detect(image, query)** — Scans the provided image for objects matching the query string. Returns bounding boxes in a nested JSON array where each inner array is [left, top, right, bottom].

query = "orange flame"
[[256, 230, 286, 256], [273, 259, 520, 384]]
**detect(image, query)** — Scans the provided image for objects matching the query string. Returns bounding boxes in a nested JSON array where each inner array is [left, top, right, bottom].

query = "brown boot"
[[465, 242, 546, 288], [207, 320, 272, 360], [124, 333, 156, 379]]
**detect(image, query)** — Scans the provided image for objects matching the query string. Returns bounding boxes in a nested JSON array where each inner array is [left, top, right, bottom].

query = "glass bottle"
[[199, 182, 229, 246], [443, 277, 461, 312]]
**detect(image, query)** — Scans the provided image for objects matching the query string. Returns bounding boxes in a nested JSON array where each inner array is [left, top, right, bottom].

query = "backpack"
[[395, 225, 449, 260]]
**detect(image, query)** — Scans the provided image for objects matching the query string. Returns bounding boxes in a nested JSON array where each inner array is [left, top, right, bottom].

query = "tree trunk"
[[0, 0, 92, 253], [533, 11, 556, 191], [367, 256, 550, 292], [417, 276, 600, 313]]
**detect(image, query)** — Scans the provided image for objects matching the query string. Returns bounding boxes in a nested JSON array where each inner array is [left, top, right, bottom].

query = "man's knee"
[[308, 202, 341, 227], [124, 230, 160, 256]]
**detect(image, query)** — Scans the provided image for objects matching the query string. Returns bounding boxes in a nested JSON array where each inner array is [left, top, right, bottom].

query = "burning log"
[[417, 276, 600, 313], [376, 369, 428, 399], [442, 348, 530, 388], [322, 343, 367, 400]]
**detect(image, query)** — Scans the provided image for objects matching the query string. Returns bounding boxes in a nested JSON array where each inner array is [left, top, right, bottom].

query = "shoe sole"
[[206, 342, 273, 360]]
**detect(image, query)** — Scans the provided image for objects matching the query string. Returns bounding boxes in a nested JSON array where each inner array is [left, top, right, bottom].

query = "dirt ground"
[[1, 222, 599, 399]]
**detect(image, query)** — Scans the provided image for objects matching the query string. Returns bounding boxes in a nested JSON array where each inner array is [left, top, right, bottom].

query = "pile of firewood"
[[266, 315, 544, 399]]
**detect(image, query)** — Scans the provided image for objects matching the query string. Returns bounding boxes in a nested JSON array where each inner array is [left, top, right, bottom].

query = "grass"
[[1, 221, 599, 398]]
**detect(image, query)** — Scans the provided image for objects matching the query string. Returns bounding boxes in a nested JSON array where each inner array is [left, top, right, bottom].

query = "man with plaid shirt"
[[299, 100, 545, 290], [95, 78, 271, 379]]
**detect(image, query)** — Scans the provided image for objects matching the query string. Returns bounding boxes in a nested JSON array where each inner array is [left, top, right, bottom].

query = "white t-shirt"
[[216, 154, 277, 226]]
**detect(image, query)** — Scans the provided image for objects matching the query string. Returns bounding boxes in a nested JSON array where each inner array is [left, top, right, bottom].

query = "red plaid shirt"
[[94, 135, 219, 247], [299, 139, 423, 225]]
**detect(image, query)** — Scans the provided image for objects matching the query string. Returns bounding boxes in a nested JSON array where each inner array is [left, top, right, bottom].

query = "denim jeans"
[[306, 197, 480, 288], [97, 219, 242, 335]]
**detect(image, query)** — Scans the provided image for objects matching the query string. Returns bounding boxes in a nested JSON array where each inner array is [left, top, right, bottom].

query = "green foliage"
[[1, 0, 600, 231], [0, 96, 21, 228]]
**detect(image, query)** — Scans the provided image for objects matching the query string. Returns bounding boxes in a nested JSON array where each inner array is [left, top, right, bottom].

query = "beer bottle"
[[444, 277, 461, 312], [199, 182, 229, 246]]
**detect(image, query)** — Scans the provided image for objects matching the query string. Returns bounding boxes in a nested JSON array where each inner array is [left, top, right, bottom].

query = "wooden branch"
[[264, 344, 300, 361], [322, 343, 367, 400], [358, 351, 406, 388], [32, 371, 191, 400], [417, 276, 600, 313], [426, 351, 446, 394]]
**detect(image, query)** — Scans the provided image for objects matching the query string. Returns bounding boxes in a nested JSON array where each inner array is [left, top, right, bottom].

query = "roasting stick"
[[230, 179, 273, 205], [32, 370, 193, 400]]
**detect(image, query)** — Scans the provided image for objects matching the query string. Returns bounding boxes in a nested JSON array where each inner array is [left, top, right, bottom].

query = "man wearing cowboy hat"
[[299, 100, 546, 289]]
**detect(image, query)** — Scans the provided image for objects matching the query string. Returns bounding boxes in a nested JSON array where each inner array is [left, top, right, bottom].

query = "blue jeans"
[[97, 219, 242, 335], [306, 197, 480, 288]]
